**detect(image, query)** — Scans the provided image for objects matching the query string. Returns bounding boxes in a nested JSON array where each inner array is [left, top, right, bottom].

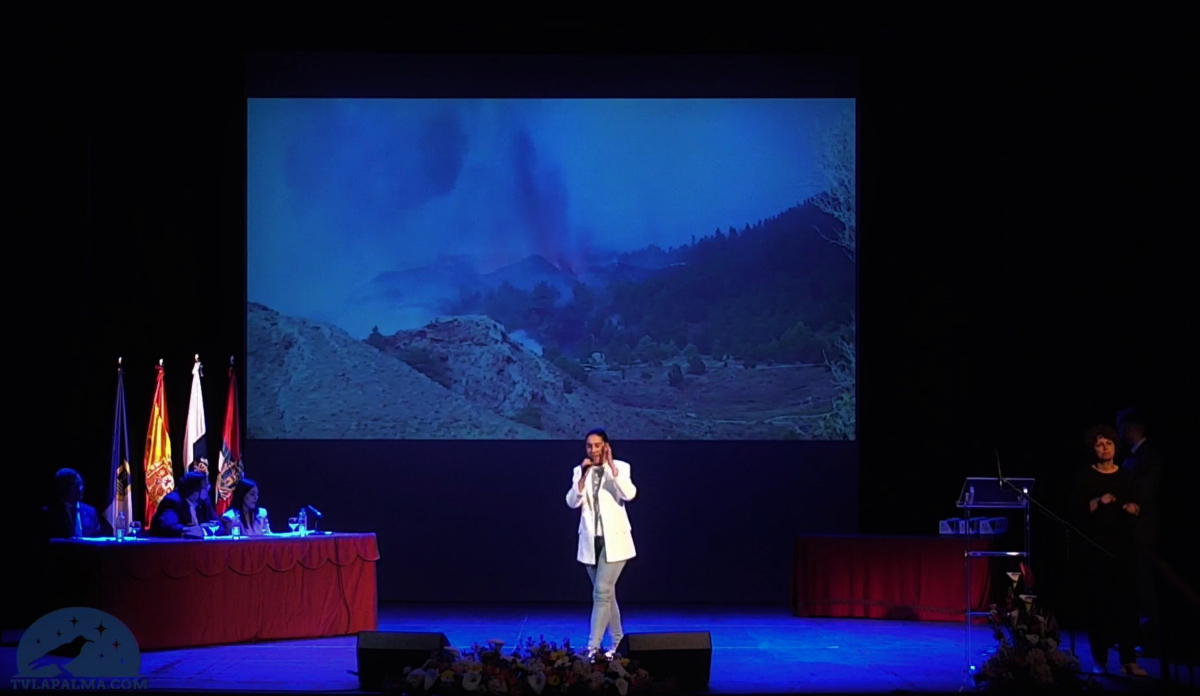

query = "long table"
[[44, 532, 379, 650], [792, 534, 993, 622]]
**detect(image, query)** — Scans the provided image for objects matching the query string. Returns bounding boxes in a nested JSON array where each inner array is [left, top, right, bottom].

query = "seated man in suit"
[[149, 471, 217, 538], [44, 468, 106, 539]]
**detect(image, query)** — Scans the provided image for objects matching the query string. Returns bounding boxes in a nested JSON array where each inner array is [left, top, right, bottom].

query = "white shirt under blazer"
[[565, 459, 638, 564]]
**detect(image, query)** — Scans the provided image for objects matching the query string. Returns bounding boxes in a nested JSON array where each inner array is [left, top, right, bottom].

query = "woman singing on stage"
[[566, 428, 638, 659]]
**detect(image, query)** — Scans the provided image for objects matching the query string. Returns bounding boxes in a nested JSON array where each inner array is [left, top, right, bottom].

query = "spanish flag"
[[144, 363, 174, 524], [215, 363, 244, 516]]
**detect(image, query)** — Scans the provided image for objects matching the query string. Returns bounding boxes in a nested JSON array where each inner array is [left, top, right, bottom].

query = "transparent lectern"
[[957, 476, 1035, 676]]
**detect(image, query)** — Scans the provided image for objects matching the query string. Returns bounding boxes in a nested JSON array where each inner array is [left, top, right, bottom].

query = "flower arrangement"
[[974, 563, 1095, 692], [382, 636, 676, 695]]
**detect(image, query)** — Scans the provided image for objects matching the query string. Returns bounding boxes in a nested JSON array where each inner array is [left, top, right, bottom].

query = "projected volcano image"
[[247, 99, 856, 440]]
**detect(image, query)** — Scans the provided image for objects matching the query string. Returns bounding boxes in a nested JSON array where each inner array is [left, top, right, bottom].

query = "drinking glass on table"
[[128, 521, 142, 539], [288, 517, 299, 534]]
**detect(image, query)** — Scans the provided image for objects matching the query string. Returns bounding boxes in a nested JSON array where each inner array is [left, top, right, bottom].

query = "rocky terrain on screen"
[[247, 302, 838, 439], [368, 315, 707, 439], [246, 303, 548, 439]]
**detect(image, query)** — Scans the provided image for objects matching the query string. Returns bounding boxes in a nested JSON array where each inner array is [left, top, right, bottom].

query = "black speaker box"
[[615, 631, 712, 689], [355, 631, 450, 691]]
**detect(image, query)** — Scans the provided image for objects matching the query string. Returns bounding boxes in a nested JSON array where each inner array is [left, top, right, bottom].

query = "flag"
[[215, 363, 244, 516], [103, 362, 133, 530], [183, 358, 209, 479], [144, 363, 174, 524]]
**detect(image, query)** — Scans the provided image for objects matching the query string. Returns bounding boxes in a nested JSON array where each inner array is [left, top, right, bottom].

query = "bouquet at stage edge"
[[383, 636, 675, 695], [974, 563, 1094, 692]]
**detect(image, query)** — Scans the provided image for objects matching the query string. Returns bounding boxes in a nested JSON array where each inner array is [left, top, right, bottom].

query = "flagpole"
[[106, 356, 133, 533], [216, 355, 244, 517], [119, 357, 132, 526], [184, 353, 209, 482], [145, 358, 173, 524]]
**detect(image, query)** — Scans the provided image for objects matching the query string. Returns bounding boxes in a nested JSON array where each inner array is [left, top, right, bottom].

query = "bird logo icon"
[[15, 607, 142, 679], [27, 635, 94, 676]]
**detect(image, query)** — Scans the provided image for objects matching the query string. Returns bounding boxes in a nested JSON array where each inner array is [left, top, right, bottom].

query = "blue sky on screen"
[[248, 98, 853, 335]]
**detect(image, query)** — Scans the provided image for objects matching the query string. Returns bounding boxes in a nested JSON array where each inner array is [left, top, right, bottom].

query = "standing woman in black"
[[1072, 424, 1148, 676]]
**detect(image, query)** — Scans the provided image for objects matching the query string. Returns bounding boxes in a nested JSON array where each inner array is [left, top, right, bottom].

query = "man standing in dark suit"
[[149, 471, 217, 538], [43, 468, 106, 539], [1116, 407, 1163, 655]]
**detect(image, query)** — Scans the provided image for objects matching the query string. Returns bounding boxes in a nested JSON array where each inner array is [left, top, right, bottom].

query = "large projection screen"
[[247, 98, 856, 440]]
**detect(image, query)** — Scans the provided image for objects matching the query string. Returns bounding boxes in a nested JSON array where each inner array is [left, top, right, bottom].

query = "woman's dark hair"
[[1084, 424, 1119, 451], [177, 471, 208, 497], [585, 428, 609, 443], [231, 477, 258, 510], [230, 478, 259, 528]]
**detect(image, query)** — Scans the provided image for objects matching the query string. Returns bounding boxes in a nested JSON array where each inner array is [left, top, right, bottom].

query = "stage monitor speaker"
[[615, 631, 712, 689], [355, 631, 450, 691]]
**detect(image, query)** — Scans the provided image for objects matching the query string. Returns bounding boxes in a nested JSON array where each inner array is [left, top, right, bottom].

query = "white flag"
[[183, 359, 209, 483]]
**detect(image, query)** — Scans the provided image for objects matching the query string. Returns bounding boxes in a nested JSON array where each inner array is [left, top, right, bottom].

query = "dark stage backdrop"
[[247, 440, 856, 602], [10, 19, 1193, 629]]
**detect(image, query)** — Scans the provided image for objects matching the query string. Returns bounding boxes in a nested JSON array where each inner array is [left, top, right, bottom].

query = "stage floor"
[[3, 603, 1167, 693]]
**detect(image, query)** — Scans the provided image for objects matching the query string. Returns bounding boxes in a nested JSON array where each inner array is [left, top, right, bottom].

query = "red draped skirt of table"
[[792, 535, 992, 622], [46, 533, 379, 650]]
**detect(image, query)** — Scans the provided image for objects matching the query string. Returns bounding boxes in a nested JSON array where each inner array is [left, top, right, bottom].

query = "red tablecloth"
[[792, 535, 993, 622], [45, 533, 379, 650]]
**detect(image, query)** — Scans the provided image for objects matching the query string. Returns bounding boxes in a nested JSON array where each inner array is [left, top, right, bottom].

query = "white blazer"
[[565, 459, 638, 564]]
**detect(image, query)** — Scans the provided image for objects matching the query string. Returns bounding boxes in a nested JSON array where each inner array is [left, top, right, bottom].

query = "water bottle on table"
[[298, 508, 307, 536], [116, 511, 127, 541]]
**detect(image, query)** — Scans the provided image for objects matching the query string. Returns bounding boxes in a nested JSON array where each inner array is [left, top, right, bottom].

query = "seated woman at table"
[[221, 477, 271, 536], [149, 471, 217, 538]]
